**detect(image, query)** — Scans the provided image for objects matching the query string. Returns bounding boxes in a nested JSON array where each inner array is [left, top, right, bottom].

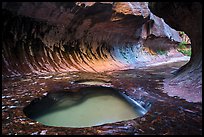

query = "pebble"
[[141, 117, 146, 122], [138, 129, 144, 133], [70, 81, 74, 84], [8, 106, 17, 109], [53, 77, 62, 80], [21, 79, 31, 82], [40, 130, 47, 135], [19, 118, 26, 121], [43, 93, 48, 96], [14, 101, 19, 103], [38, 76, 53, 79], [31, 132, 38, 135], [149, 127, 155, 130], [39, 83, 46, 86], [2, 96, 12, 99], [64, 87, 70, 90], [138, 87, 142, 90], [32, 81, 38, 84], [96, 130, 102, 133]]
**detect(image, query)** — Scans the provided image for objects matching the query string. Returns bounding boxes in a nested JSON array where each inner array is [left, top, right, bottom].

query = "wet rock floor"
[[2, 61, 202, 135]]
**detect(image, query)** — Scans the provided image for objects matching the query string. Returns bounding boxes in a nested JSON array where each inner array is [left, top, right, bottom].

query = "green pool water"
[[25, 87, 147, 128]]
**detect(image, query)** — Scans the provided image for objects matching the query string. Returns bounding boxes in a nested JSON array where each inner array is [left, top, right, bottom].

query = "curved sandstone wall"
[[2, 2, 183, 77]]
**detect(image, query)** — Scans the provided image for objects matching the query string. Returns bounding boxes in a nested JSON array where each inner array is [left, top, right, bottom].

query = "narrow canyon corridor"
[[2, 2, 202, 135]]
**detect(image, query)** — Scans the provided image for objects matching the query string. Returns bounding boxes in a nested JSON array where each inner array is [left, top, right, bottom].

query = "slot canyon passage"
[[2, 2, 202, 135]]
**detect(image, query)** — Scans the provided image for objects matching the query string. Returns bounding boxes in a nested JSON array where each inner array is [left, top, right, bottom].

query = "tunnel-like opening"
[[23, 86, 150, 127], [148, 2, 202, 103], [177, 31, 191, 57]]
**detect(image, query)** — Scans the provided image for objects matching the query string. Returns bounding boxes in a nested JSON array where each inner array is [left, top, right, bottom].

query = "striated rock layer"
[[2, 2, 183, 77]]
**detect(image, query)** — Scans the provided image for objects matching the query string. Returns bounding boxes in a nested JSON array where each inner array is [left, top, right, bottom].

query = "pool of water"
[[24, 87, 149, 128], [74, 79, 111, 86]]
